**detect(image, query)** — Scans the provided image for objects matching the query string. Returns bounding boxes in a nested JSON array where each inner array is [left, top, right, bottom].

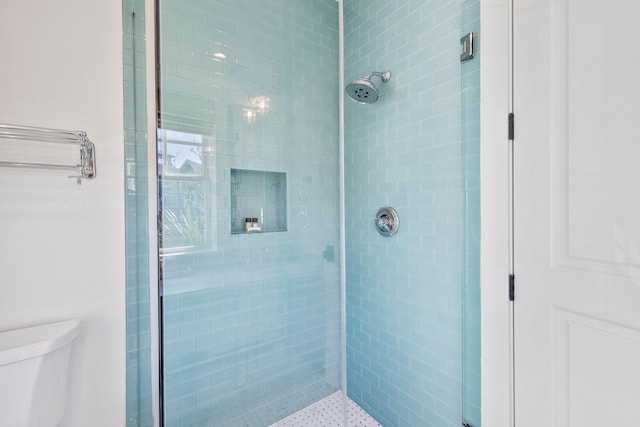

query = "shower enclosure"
[[124, 0, 480, 425]]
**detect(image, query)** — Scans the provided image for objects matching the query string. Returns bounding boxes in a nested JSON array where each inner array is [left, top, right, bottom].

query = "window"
[[157, 129, 209, 252]]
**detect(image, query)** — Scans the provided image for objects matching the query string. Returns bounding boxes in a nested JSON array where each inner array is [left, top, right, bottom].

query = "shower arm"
[[365, 71, 392, 82]]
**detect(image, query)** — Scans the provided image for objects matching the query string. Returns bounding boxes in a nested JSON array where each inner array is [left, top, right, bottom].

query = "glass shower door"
[[157, 1, 342, 425]]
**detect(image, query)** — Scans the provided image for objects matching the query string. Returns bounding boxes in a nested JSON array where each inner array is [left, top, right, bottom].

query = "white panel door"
[[513, 0, 640, 425]]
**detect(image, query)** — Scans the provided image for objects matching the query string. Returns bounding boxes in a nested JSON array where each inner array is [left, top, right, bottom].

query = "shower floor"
[[270, 391, 382, 427]]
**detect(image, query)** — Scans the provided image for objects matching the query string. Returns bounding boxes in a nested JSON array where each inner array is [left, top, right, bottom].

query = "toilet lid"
[[0, 319, 80, 366]]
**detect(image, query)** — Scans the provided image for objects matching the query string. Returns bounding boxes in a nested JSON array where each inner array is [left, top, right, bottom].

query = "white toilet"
[[0, 319, 80, 427]]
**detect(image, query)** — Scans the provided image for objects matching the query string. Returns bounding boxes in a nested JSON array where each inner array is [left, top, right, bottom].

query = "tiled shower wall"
[[344, 0, 479, 425], [158, 1, 342, 425]]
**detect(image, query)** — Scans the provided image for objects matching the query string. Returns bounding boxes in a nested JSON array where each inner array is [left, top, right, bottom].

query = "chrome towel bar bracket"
[[0, 123, 97, 184]]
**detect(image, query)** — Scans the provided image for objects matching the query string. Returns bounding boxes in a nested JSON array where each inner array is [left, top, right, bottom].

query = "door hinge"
[[509, 274, 515, 301], [508, 113, 514, 140]]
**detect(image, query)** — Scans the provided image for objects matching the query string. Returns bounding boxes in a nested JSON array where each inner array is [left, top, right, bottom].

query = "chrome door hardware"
[[460, 32, 474, 63]]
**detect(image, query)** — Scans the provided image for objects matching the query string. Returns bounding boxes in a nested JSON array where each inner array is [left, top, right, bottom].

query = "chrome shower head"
[[346, 78, 378, 104], [345, 71, 391, 104]]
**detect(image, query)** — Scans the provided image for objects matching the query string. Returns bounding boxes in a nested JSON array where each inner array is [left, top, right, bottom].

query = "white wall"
[[481, 0, 513, 426], [0, 1, 125, 426]]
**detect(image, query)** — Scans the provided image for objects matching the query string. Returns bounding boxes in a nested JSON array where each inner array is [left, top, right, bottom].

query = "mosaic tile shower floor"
[[270, 391, 382, 427]]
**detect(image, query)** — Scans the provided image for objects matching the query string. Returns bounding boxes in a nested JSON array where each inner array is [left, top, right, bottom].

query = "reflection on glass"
[[158, 129, 208, 252]]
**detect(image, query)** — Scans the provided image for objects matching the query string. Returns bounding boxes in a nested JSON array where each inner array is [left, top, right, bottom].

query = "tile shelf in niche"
[[230, 168, 287, 235], [232, 229, 284, 235]]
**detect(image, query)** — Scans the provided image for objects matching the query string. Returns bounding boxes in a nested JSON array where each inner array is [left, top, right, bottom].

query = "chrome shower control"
[[374, 207, 399, 237]]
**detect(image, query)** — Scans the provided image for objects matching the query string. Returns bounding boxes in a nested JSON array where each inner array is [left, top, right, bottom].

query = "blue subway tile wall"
[[158, 1, 342, 425], [123, 1, 153, 426], [344, 0, 476, 425]]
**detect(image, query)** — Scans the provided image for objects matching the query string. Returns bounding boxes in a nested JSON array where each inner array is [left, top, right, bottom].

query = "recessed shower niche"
[[230, 168, 287, 234]]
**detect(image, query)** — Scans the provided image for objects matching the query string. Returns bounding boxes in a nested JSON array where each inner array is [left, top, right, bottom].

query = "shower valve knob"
[[374, 207, 399, 237]]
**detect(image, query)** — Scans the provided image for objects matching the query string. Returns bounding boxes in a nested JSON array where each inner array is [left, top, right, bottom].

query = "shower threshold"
[[270, 391, 381, 427]]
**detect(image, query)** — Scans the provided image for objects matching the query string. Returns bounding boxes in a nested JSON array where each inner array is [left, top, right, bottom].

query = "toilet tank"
[[0, 319, 80, 427]]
